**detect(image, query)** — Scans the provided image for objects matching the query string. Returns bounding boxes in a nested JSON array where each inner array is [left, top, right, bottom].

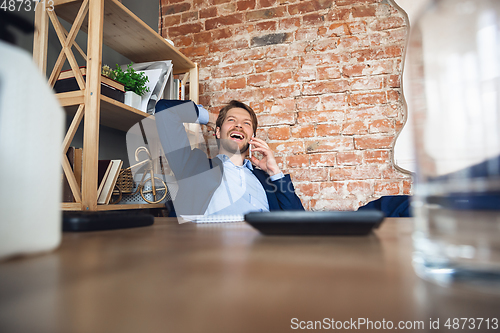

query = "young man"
[[155, 99, 304, 217]]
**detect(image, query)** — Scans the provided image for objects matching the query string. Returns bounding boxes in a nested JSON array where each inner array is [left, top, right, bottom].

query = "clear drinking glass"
[[408, 0, 500, 290]]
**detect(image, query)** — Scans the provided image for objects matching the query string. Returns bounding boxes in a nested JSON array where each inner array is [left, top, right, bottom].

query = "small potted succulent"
[[105, 63, 150, 109]]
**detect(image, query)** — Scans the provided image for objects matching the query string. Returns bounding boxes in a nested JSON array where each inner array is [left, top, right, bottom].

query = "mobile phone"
[[249, 145, 251, 158], [249, 134, 255, 158]]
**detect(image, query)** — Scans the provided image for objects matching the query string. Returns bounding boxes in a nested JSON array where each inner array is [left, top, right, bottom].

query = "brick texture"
[[160, 0, 412, 210]]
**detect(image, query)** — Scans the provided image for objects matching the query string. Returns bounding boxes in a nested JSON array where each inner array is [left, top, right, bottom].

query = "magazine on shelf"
[[97, 160, 123, 204]]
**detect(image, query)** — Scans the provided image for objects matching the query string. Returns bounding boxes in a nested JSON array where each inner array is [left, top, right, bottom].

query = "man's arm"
[[268, 174, 305, 211], [154, 100, 224, 216], [248, 135, 304, 210], [154, 100, 210, 180]]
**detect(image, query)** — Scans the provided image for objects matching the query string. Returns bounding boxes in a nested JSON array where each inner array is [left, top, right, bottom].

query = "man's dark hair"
[[216, 100, 258, 136]]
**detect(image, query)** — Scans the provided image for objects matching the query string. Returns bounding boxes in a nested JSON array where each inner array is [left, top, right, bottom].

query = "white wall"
[[392, 0, 432, 173]]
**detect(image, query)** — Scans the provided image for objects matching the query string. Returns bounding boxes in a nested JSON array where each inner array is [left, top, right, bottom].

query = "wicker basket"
[[114, 168, 134, 194]]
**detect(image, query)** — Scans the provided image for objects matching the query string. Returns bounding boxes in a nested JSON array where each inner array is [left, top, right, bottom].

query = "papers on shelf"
[[121, 60, 173, 114], [137, 68, 162, 113]]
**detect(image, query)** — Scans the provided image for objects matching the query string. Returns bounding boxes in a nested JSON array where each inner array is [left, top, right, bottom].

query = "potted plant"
[[109, 63, 150, 109]]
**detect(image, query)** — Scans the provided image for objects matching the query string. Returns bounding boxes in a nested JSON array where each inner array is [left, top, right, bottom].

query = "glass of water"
[[408, 0, 500, 290]]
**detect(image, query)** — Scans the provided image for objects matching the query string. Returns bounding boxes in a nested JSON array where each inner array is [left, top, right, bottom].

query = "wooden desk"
[[1, 218, 499, 333]]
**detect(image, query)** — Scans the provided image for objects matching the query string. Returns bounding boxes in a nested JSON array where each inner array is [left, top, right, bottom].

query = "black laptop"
[[244, 210, 385, 236]]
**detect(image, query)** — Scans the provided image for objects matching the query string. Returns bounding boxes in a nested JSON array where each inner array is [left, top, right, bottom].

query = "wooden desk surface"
[[1, 218, 499, 333]]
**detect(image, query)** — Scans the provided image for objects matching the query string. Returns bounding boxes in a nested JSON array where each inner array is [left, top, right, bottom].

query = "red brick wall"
[[159, 0, 413, 210]]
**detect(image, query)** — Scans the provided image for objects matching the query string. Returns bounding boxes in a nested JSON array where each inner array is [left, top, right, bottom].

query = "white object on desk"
[[0, 41, 64, 260], [179, 215, 244, 224]]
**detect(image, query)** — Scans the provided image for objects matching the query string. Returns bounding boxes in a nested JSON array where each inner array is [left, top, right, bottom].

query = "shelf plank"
[[60, 93, 154, 132], [54, 0, 194, 73], [62, 202, 166, 211], [62, 202, 82, 210], [99, 95, 153, 131], [97, 203, 166, 211], [57, 90, 84, 106]]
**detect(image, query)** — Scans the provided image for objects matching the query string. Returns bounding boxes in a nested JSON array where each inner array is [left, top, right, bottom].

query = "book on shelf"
[[73, 148, 83, 192], [62, 147, 83, 202], [167, 77, 185, 101], [163, 71, 188, 102], [174, 78, 180, 100], [180, 79, 185, 100], [172, 78, 185, 100], [97, 160, 123, 204], [97, 160, 112, 199], [62, 147, 75, 202]]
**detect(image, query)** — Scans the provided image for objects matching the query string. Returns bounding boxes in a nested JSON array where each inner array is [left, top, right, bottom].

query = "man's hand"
[[248, 137, 281, 176], [205, 112, 219, 135], [208, 112, 218, 127], [206, 112, 218, 134]]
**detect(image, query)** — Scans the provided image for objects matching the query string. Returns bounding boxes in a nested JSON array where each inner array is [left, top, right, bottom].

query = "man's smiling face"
[[216, 107, 254, 155]]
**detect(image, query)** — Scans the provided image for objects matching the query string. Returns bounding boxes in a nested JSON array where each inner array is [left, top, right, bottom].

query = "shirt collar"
[[217, 154, 253, 171]]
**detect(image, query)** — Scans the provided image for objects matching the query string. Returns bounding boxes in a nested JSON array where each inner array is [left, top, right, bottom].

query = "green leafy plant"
[[112, 63, 150, 96]]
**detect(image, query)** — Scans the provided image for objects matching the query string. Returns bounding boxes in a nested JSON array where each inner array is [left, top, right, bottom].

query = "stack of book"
[[54, 67, 125, 103], [62, 152, 123, 205]]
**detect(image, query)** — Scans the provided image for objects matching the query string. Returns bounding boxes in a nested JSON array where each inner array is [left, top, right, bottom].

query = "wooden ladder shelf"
[[33, 0, 199, 211]]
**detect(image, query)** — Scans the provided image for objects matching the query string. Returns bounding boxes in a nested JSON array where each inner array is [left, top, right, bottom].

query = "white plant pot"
[[124, 91, 141, 110]]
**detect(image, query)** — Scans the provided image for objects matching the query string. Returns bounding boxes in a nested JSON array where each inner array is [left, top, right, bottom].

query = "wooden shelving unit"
[[33, 0, 199, 211]]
